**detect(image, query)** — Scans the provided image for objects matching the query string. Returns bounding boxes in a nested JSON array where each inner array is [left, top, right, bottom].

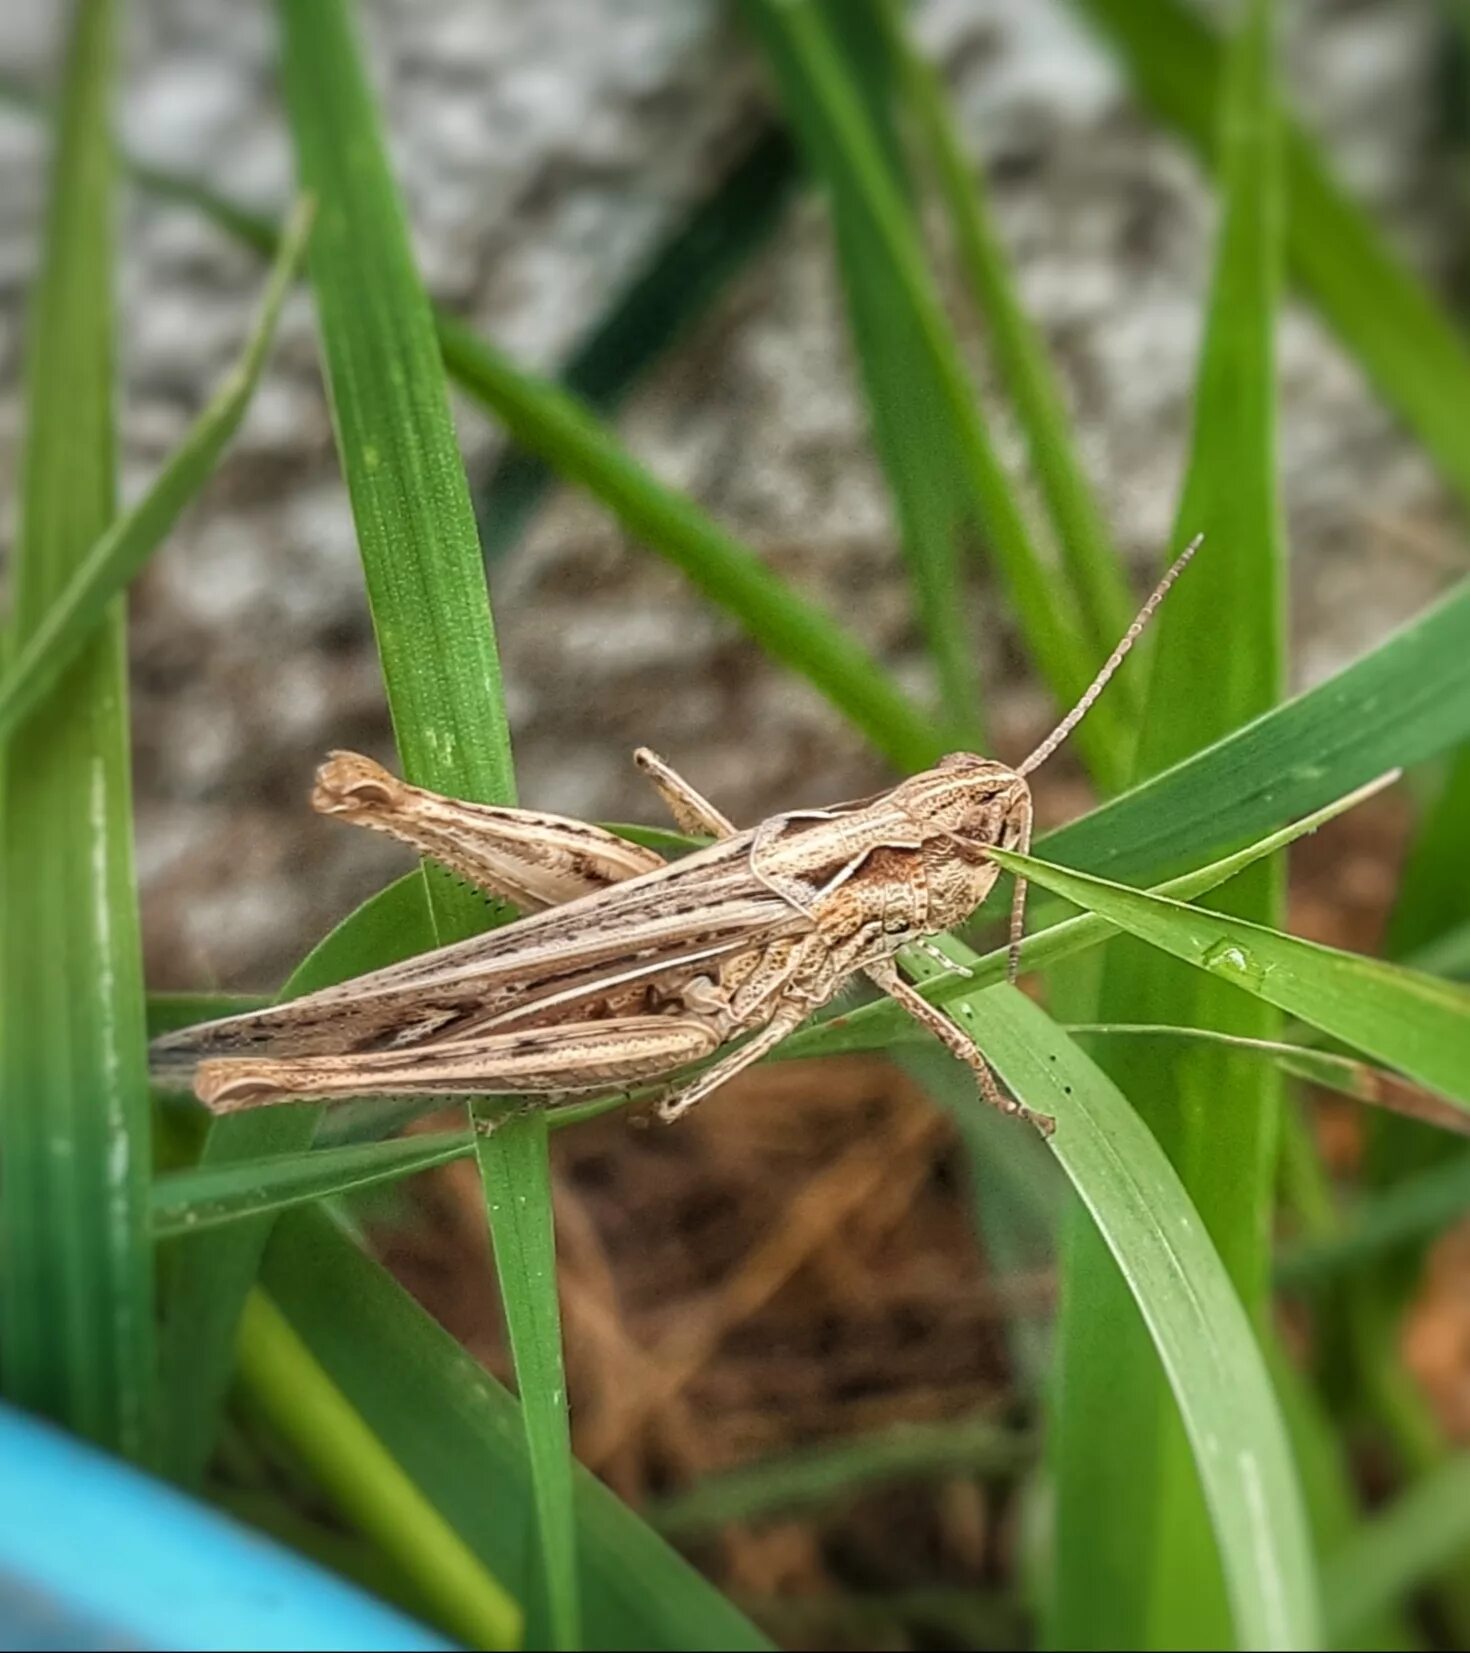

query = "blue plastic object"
[[0, 1401, 456, 1651]]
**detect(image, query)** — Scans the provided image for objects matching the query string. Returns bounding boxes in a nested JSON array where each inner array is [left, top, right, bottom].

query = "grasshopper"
[[151, 537, 1200, 1132]]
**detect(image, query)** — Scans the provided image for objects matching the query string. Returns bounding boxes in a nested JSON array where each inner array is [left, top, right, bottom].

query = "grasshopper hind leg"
[[194, 1014, 723, 1114], [312, 751, 663, 910]]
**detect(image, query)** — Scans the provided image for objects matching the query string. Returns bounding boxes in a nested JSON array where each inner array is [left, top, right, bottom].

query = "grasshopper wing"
[[150, 832, 810, 1087]]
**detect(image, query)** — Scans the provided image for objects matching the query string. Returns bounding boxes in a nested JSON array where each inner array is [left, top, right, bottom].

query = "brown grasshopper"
[[151, 537, 1200, 1132]]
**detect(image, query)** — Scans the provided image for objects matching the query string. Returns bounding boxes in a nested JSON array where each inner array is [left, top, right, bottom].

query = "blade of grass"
[[236, 1291, 522, 1651], [0, 196, 314, 742], [1261, 1334, 1414, 1650], [749, 1, 984, 744], [471, 1107, 573, 1647], [740, 0, 1127, 787], [148, 990, 270, 1039], [1066, 1023, 1469, 1135], [651, 1414, 1032, 1535], [1278, 1148, 1470, 1290], [153, 1131, 473, 1238], [1048, 2, 1285, 1639], [903, 942, 1321, 1652], [0, 0, 155, 1463], [873, 0, 1136, 673], [1324, 1454, 1470, 1643], [263, 1206, 773, 1653], [1069, 0, 1470, 512], [270, 3, 576, 1645], [1385, 746, 1470, 962], [476, 121, 800, 560], [1411, 918, 1470, 979], [1361, 744, 1470, 1283], [992, 846, 1470, 1109]]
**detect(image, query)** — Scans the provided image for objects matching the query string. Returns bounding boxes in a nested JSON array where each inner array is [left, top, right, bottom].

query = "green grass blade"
[[476, 122, 800, 560], [263, 1206, 773, 1653], [236, 1291, 522, 1651], [276, 23, 513, 814], [1412, 918, 1470, 980], [1324, 1454, 1470, 1642], [1386, 746, 1470, 962], [993, 847, 1470, 1110], [1067, 1024, 1467, 1134], [1278, 1149, 1470, 1291], [472, 1111, 575, 1648], [1048, 3, 1285, 1636], [873, 0, 1135, 673], [153, 1132, 472, 1239], [271, 2, 576, 1642], [652, 1414, 1031, 1535], [438, 314, 941, 773], [904, 948, 1321, 1651], [747, 1, 983, 742], [1362, 745, 1470, 1256], [0, 197, 313, 743], [1261, 1334, 1414, 1650], [0, 0, 155, 1463], [740, 0, 1126, 786], [147, 991, 269, 1038], [1069, 0, 1470, 511]]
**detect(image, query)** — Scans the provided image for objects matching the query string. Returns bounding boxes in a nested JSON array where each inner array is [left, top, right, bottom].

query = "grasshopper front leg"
[[313, 751, 664, 911], [864, 959, 1054, 1136]]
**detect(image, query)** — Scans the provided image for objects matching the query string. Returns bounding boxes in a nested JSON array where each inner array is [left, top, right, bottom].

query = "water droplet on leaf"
[[1202, 939, 1265, 989]]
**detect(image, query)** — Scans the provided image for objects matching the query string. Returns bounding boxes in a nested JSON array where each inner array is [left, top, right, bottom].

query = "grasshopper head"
[[899, 753, 1031, 852]]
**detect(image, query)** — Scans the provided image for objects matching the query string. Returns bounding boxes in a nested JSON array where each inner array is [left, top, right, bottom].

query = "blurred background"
[[2, 2, 1469, 1647]]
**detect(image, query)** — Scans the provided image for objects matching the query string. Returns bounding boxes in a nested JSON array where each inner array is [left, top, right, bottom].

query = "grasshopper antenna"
[[1017, 532, 1203, 778], [1005, 532, 1202, 986]]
